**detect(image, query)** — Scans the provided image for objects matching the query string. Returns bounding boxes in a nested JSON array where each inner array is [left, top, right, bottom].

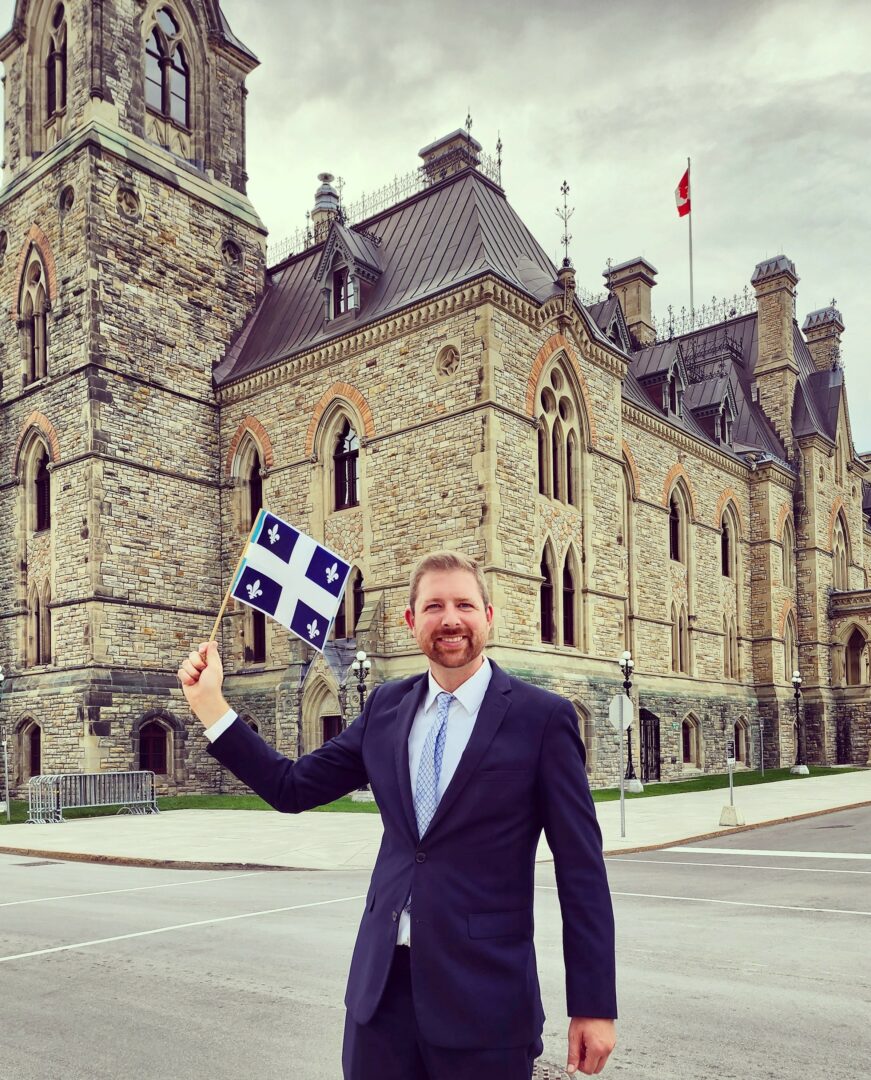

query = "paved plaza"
[[0, 781, 869, 1080]]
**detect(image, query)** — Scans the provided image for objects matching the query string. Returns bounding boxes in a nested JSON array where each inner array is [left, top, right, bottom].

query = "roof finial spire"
[[556, 180, 574, 268], [465, 108, 473, 136], [496, 131, 503, 186], [605, 256, 613, 294]]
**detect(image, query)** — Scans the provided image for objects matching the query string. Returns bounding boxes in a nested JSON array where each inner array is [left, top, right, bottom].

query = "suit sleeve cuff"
[[204, 709, 238, 743]]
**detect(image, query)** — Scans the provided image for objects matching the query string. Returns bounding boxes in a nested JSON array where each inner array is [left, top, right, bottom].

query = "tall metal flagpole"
[[687, 156, 695, 326]]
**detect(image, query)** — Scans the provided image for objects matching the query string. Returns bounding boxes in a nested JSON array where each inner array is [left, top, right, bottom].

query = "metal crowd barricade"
[[26, 771, 159, 823]]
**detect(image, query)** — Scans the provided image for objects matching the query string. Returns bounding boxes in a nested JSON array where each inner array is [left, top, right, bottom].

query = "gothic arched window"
[[720, 505, 739, 579], [682, 714, 701, 767], [146, 8, 190, 128], [535, 362, 586, 510], [35, 449, 51, 532], [540, 545, 555, 644], [668, 487, 690, 564], [334, 420, 360, 510], [19, 251, 49, 383], [845, 627, 866, 686], [781, 514, 796, 589], [333, 566, 365, 640], [562, 552, 576, 648], [45, 4, 67, 121], [783, 612, 798, 682], [832, 513, 849, 590]]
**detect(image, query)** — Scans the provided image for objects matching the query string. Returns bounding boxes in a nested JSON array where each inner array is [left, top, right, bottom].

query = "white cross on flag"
[[230, 510, 351, 653]]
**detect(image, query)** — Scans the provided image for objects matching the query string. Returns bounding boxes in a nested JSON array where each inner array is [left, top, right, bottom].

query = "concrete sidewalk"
[[1, 770, 869, 871]]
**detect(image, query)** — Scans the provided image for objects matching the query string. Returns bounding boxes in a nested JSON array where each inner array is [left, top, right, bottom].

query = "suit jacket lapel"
[[394, 672, 428, 841], [424, 661, 512, 838]]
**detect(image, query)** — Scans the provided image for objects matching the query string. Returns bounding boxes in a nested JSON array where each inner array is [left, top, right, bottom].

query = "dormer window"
[[333, 265, 356, 317]]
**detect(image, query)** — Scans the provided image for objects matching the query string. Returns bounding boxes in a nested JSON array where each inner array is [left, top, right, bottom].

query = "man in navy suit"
[[179, 551, 617, 1079]]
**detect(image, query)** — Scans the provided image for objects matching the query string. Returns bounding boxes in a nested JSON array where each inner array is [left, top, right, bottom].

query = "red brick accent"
[[13, 411, 61, 471], [713, 488, 746, 535], [826, 497, 847, 552], [11, 225, 59, 318], [621, 440, 640, 496], [524, 333, 598, 447], [305, 382, 376, 457], [661, 463, 699, 520], [225, 415, 275, 477]]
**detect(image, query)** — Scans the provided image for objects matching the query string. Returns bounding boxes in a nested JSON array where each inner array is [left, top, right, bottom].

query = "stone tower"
[[0, 1, 264, 788]]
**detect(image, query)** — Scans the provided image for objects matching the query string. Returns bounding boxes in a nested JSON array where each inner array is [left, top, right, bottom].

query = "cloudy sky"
[[2, 0, 869, 448]]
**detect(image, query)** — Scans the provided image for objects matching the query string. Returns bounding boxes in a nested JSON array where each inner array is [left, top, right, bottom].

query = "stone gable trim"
[[305, 383, 376, 456], [12, 224, 59, 316], [225, 416, 275, 476], [827, 497, 848, 551], [218, 276, 625, 404], [622, 404, 750, 481], [714, 489, 747, 535], [662, 463, 699, 521], [621, 440, 640, 496], [13, 411, 61, 471], [524, 333, 599, 448]]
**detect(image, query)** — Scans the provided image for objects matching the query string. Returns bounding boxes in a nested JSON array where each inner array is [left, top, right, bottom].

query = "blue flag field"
[[230, 510, 351, 653]]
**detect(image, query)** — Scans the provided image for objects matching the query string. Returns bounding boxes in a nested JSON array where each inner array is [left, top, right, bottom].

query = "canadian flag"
[[675, 167, 691, 217]]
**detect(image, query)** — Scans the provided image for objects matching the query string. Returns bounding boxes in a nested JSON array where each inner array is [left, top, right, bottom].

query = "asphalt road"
[[1, 807, 869, 1080]]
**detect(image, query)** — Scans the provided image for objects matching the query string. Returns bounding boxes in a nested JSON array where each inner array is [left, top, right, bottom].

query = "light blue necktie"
[[414, 691, 455, 837]]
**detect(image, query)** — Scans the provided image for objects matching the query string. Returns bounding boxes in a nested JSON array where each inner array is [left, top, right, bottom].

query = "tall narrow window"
[[566, 431, 579, 508], [537, 422, 548, 495], [334, 421, 360, 510], [540, 549, 555, 644], [562, 555, 576, 647], [682, 715, 701, 766], [781, 515, 796, 589], [20, 253, 49, 383], [40, 583, 52, 665], [248, 451, 263, 528], [28, 723, 42, 777], [45, 5, 67, 120], [145, 8, 189, 127], [332, 266, 355, 316], [832, 514, 849, 590], [783, 612, 798, 681], [678, 606, 689, 673], [669, 495, 681, 561], [671, 604, 679, 673], [353, 571, 365, 630], [723, 615, 731, 678], [721, 521, 732, 577], [35, 450, 51, 532], [250, 611, 266, 663], [730, 617, 739, 680], [551, 420, 563, 502], [333, 594, 347, 640]]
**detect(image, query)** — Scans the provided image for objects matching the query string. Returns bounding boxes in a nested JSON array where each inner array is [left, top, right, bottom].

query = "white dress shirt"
[[204, 657, 494, 947]]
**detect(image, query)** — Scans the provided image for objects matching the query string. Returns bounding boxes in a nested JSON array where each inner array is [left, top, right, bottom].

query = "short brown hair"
[[408, 551, 490, 611]]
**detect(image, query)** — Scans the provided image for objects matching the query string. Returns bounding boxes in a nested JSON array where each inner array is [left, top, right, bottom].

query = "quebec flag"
[[230, 510, 351, 653]]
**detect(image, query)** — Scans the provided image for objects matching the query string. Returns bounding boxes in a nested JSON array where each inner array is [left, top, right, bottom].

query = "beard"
[[418, 627, 488, 669]]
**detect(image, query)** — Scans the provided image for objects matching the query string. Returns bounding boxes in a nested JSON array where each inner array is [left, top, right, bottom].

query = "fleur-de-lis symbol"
[[247, 579, 263, 600], [268, 524, 280, 545], [307, 619, 320, 640], [325, 562, 339, 585]]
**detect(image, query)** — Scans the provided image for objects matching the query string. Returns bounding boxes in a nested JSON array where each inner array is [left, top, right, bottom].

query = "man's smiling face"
[[404, 568, 493, 677]]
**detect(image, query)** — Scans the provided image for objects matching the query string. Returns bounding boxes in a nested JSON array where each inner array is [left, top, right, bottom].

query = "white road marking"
[[536, 886, 871, 916], [0, 871, 270, 909], [0, 893, 367, 964], [666, 847, 871, 861], [608, 857, 871, 876]]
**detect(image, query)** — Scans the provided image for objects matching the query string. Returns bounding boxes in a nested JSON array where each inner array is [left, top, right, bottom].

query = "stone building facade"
[[1, 1, 868, 798]]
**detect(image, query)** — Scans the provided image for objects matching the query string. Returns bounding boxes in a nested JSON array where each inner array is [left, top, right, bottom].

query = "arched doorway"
[[639, 709, 661, 781]]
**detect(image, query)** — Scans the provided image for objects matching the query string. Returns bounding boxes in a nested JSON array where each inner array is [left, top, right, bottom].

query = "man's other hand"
[[178, 641, 230, 728], [566, 1017, 616, 1075]]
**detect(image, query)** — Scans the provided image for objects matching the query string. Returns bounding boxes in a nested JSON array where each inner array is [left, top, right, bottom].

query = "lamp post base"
[[790, 764, 810, 776]]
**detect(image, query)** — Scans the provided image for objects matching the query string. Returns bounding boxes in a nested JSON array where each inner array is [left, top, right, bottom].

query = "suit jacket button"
[[392, 910, 398, 922], [415, 852, 426, 863]]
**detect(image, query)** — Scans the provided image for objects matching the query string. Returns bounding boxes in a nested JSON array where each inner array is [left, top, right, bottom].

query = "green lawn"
[[0, 765, 860, 826]]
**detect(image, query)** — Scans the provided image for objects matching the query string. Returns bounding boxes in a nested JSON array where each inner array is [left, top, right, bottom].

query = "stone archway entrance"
[[301, 677, 342, 755], [640, 708, 661, 782]]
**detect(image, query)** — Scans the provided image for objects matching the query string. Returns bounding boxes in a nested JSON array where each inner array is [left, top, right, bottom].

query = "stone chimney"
[[311, 172, 340, 242], [419, 130, 482, 185], [802, 305, 844, 372], [751, 255, 799, 453], [605, 258, 657, 346]]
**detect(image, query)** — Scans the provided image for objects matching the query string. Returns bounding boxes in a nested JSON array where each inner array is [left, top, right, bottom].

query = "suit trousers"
[[342, 946, 543, 1080]]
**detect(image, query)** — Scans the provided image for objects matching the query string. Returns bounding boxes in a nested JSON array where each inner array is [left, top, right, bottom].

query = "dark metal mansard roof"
[[218, 165, 853, 475]]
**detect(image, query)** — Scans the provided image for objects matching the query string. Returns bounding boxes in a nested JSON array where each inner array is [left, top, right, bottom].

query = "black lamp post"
[[791, 670, 809, 775], [351, 649, 371, 713], [618, 650, 638, 782]]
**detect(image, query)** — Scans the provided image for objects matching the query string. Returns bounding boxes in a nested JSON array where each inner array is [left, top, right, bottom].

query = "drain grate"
[[14, 860, 61, 867], [532, 1062, 570, 1079]]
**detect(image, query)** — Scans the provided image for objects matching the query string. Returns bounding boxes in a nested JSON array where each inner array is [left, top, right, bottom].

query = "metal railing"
[[26, 771, 160, 824]]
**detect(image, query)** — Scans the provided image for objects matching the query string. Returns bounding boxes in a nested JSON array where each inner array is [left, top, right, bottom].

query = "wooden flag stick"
[[208, 515, 261, 643]]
